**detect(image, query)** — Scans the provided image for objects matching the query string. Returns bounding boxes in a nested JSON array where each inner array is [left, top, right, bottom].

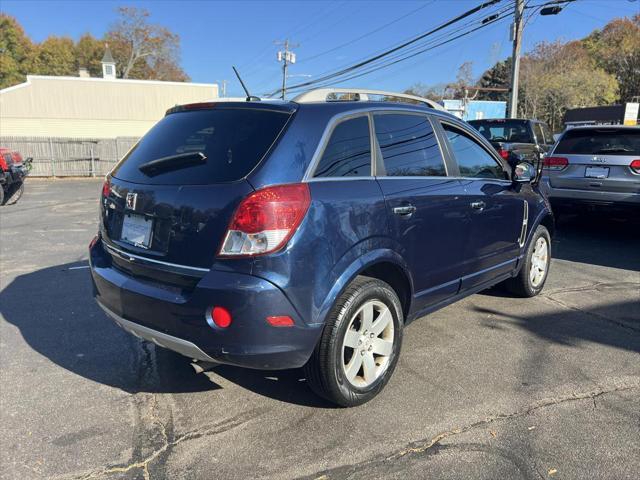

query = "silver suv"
[[540, 125, 640, 212]]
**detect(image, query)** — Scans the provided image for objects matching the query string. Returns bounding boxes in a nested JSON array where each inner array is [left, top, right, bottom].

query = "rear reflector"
[[266, 316, 295, 327], [630, 159, 640, 174], [219, 183, 311, 257], [208, 306, 232, 328], [543, 156, 568, 170]]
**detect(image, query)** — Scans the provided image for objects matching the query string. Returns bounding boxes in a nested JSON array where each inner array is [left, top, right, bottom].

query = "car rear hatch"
[[100, 102, 295, 274], [546, 127, 640, 194]]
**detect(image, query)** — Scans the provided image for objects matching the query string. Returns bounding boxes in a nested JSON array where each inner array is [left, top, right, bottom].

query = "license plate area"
[[585, 166, 609, 179], [121, 213, 153, 248]]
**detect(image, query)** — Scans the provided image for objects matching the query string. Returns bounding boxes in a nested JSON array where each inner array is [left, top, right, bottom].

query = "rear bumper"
[[90, 239, 322, 370], [539, 178, 640, 208]]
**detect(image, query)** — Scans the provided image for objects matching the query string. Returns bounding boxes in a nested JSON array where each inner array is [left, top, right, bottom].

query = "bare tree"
[[106, 7, 186, 80]]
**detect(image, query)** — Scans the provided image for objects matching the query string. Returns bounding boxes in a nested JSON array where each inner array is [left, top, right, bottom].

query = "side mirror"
[[513, 162, 536, 183]]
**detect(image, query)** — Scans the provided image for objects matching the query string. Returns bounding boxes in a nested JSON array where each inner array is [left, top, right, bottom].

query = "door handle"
[[393, 205, 416, 216], [470, 201, 486, 210]]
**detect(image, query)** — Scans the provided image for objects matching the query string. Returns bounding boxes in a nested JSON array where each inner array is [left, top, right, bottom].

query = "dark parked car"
[[0, 147, 30, 206], [468, 118, 555, 173], [90, 89, 554, 406], [540, 125, 640, 213]]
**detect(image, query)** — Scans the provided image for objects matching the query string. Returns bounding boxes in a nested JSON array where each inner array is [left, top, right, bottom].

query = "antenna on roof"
[[232, 66, 260, 102]]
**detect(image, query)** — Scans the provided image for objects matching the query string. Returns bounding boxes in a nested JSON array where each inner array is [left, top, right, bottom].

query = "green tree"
[[30, 36, 76, 76], [0, 14, 34, 89], [476, 58, 511, 101], [75, 33, 104, 77], [584, 14, 640, 102]]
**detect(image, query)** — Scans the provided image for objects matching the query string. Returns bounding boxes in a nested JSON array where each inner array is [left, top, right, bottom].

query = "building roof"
[[101, 45, 115, 64]]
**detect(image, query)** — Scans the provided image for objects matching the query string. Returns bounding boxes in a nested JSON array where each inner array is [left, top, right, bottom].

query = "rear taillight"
[[543, 156, 568, 170], [498, 148, 510, 160], [630, 159, 640, 174], [219, 183, 311, 257], [102, 178, 111, 197]]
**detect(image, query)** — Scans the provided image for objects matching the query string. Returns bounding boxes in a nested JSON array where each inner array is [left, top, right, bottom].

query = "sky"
[[2, 0, 638, 98]]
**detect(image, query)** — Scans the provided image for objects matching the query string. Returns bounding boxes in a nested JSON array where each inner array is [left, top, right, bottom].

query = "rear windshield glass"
[[112, 108, 291, 184], [469, 120, 533, 144], [554, 128, 640, 155]]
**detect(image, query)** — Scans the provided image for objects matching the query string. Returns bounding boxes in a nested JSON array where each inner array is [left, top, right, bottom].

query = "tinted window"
[[374, 114, 445, 177], [314, 116, 371, 177], [541, 124, 554, 144], [554, 128, 640, 155], [469, 120, 533, 143], [444, 125, 506, 179], [112, 108, 291, 184], [533, 123, 545, 144]]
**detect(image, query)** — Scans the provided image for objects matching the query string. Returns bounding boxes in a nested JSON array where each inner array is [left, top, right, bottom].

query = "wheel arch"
[[313, 249, 414, 326]]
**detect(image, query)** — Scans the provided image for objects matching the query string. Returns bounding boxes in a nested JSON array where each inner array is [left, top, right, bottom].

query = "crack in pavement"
[[64, 409, 267, 480], [300, 383, 640, 480]]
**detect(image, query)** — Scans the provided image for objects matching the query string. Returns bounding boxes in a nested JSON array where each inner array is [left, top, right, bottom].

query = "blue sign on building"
[[440, 99, 507, 121]]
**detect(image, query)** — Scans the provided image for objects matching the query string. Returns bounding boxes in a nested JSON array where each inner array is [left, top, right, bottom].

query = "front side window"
[[314, 116, 371, 178], [443, 125, 506, 179], [373, 113, 446, 177]]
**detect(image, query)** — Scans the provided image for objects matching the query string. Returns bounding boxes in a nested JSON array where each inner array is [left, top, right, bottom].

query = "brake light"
[[219, 183, 311, 257], [102, 178, 111, 197], [630, 159, 640, 174], [498, 148, 510, 160], [543, 156, 568, 170]]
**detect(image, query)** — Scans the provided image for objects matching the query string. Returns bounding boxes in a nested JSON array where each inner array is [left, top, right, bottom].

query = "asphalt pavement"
[[1, 179, 638, 480]]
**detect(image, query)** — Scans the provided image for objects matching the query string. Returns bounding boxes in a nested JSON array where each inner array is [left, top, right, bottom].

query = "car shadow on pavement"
[[0, 261, 333, 407], [474, 298, 640, 354], [551, 213, 640, 271]]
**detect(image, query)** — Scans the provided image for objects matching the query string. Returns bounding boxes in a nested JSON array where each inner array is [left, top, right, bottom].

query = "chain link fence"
[[0, 136, 140, 177]]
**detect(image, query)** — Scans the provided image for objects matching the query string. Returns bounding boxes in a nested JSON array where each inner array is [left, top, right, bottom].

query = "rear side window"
[[443, 125, 506, 179], [314, 116, 371, 178], [554, 128, 640, 155], [112, 108, 291, 184], [374, 114, 446, 177]]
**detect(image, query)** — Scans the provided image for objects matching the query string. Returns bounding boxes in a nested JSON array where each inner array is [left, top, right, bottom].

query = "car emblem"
[[591, 156, 606, 163], [125, 192, 137, 210]]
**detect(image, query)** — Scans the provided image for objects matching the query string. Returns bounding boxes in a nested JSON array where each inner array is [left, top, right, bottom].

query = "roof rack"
[[292, 88, 446, 111]]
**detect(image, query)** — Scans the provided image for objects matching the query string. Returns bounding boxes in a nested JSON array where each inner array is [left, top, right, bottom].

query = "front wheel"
[[304, 276, 403, 407], [504, 225, 551, 297], [2, 181, 24, 205]]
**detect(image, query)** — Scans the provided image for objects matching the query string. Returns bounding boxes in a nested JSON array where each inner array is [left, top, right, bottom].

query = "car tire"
[[304, 276, 403, 407], [3, 182, 24, 205], [505, 225, 551, 297]]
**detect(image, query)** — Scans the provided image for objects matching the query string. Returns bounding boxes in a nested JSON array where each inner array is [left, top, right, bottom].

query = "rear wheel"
[[505, 225, 551, 297], [2, 182, 24, 205], [305, 276, 403, 407]]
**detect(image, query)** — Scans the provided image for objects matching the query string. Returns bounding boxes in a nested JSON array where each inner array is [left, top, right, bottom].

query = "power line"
[[274, 1, 516, 95], [268, 0, 506, 96], [296, 0, 437, 65], [284, 10, 513, 93]]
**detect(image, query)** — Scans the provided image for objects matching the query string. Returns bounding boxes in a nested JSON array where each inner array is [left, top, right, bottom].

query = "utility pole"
[[221, 80, 227, 97], [508, 0, 524, 118], [275, 39, 299, 100]]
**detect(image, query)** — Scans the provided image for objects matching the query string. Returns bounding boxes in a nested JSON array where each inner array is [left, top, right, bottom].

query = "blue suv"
[[90, 89, 554, 406]]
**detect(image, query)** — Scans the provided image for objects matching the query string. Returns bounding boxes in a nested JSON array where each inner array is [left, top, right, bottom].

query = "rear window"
[[469, 120, 533, 144], [554, 128, 640, 155], [112, 108, 291, 184]]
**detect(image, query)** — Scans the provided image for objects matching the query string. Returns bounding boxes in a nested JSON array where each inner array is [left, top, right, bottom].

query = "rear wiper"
[[138, 152, 207, 176], [594, 147, 633, 153]]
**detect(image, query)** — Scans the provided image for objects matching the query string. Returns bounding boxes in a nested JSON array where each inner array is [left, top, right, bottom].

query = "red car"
[[0, 147, 30, 205]]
